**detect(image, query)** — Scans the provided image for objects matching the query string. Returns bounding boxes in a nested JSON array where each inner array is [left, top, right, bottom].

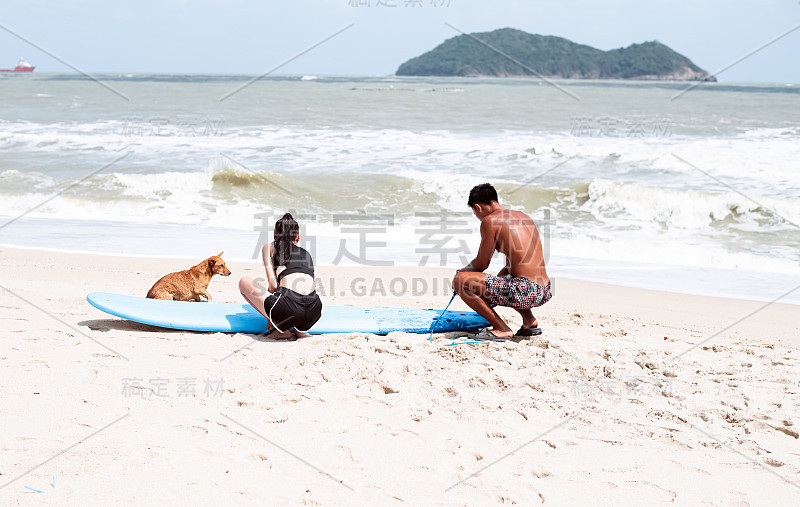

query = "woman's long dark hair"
[[273, 212, 299, 266]]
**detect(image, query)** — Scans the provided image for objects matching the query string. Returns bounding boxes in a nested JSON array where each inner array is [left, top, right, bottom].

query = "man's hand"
[[458, 263, 477, 273]]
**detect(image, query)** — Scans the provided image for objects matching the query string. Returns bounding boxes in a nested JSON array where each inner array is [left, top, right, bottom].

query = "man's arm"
[[497, 256, 510, 277], [460, 218, 496, 273]]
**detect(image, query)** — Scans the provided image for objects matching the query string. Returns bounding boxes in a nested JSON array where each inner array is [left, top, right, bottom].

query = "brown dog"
[[146, 252, 231, 302]]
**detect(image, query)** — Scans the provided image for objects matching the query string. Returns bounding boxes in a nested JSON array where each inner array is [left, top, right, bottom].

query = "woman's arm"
[[262, 242, 278, 293]]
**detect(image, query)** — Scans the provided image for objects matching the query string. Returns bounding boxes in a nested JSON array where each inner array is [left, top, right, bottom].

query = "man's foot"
[[292, 328, 310, 339], [469, 327, 513, 340], [515, 326, 542, 337], [515, 309, 538, 329]]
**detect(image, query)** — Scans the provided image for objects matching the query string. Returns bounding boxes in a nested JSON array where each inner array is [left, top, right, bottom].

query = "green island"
[[396, 28, 715, 81]]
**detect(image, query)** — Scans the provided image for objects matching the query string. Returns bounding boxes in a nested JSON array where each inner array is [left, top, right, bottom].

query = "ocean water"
[[1, 73, 799, 304]]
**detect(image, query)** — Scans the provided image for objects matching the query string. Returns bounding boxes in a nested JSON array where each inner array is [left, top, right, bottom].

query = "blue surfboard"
[[86, 292, 488, 335]]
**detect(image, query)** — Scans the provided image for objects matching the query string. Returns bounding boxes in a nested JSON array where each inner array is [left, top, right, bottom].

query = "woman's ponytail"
[[273, 212, 299, 266]]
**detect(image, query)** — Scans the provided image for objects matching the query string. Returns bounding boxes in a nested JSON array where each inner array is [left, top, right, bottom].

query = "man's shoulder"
[[490, 209, 533, 224], [481, 211, 505, 227], [508, 209, 533, 220]]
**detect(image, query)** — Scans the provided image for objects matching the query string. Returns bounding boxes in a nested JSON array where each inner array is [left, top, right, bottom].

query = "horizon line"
[[4, 71, 799, 86]]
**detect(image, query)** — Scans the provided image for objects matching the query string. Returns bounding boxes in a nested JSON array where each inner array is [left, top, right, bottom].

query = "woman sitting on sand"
[[239, 213, 323, 339]]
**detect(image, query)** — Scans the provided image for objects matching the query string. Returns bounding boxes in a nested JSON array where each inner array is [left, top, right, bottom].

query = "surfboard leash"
[[429, 290, 458, 343]]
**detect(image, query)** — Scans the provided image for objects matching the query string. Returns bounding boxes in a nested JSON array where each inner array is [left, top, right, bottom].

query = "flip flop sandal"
[[515, 326, 542, 337], [467, 328, 513, 341]]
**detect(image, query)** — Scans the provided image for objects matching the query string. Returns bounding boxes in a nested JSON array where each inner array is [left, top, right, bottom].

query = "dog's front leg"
[[199, 289, 212, 303]]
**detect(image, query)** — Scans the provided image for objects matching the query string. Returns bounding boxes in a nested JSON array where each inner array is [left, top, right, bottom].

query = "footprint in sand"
[[720, 491, 751, 507], [382, 385, 399, 394], [497, 495, 519, 504], [410, 409, 432, 422], [773, 424, 799, 439], [622, 481, 677, 501]]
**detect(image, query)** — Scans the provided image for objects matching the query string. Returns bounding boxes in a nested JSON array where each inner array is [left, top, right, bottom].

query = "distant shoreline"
[[10, 73, 799, 86]]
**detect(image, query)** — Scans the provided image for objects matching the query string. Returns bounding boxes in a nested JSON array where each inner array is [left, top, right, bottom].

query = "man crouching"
[[453, 183, 552, 339]]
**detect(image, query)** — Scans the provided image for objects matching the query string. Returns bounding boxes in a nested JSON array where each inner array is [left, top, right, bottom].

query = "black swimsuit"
[[273, 244, 315, 283], [264, 245, 322, 332]]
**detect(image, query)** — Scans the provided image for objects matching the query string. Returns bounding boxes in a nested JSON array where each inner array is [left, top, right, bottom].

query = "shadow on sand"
[[78, 318, 214, 335]]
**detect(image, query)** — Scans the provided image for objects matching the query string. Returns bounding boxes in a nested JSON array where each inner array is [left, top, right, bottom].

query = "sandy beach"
[[3, 0, 800, 503], [0, 246, 797, 505]]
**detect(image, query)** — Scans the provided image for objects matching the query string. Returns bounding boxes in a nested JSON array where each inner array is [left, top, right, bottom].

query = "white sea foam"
[[584, 179, 800, 231], [1, 120, 798, 206]]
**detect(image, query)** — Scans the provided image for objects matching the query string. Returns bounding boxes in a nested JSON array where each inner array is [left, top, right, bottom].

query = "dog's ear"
[[218, 251, 224, 257], [208, 258, 216, 267]]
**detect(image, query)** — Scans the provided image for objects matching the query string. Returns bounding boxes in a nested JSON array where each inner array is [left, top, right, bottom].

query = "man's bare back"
[[483, 208, 549, 286]]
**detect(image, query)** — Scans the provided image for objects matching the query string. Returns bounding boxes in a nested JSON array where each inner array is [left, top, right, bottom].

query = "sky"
[[1, 0, 799, 83]]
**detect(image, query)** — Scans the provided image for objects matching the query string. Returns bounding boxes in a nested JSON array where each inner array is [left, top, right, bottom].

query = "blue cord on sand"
[[444, 338, 490, 347], [429, 290, 457, 342]]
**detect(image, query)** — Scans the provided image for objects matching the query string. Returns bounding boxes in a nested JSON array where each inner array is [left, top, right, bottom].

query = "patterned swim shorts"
[[485, 274, 552, 310]]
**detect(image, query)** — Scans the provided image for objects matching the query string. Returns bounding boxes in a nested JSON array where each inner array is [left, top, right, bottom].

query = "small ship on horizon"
[[0, 57, 35, 72]]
